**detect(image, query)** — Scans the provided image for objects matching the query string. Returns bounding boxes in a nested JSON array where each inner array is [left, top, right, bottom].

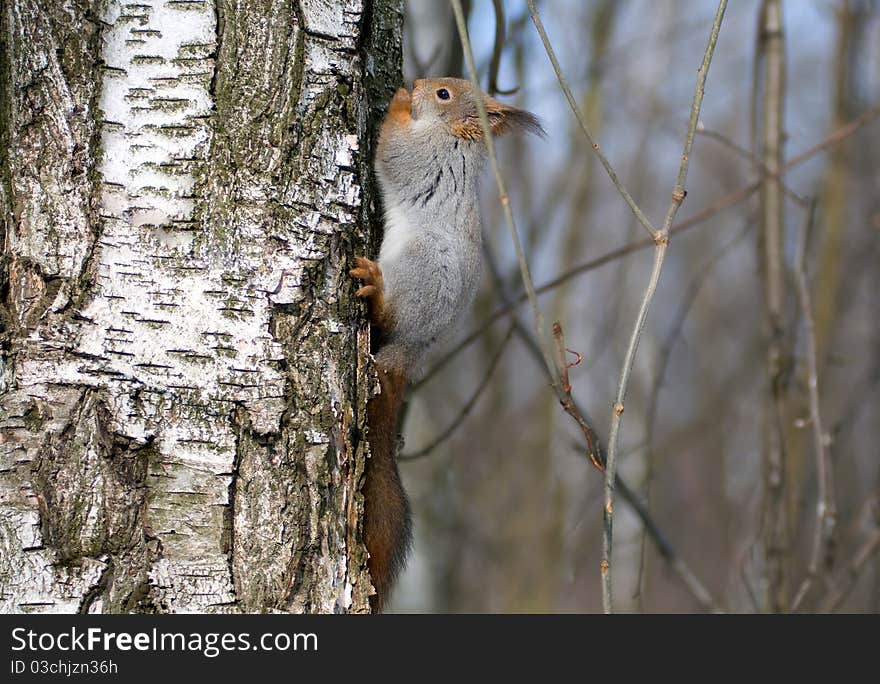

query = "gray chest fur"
[[375, 125, 486, 372]]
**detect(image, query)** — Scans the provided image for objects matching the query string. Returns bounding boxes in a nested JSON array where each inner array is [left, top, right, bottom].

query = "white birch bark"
[[0, 0, 402, 614]]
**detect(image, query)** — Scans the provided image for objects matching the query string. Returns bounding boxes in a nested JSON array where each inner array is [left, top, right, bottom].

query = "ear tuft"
[[488, 104, 546, 139]]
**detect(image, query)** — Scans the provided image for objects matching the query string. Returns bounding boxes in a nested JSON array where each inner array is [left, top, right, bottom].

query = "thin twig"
[[415, 102, 880, 391], [616, 475, 722, 612], [790, 200, 837, 612], [785, 101, 880, 169], [416, 175, 757, 395], [644, 222, 753, 454], [536, 183, 760, 300], [484, 225, 719, 612], [451, 0, 604, 473], [603, 244, 663, 614], [696, 127, 808, 205], [451, 0, 558, 383], [504, 308, 722, 610], [637, 221, 752, 603], [818, 529, 880, 612], [481, 228, 603, 480], [537, 100, 880, 303], [487, 0, 518, 96], [552, 322, 602, 471], [526, 0, 657, 240], [831, 356, 880, 446], [755, 0, 789, 614], [400, 323, 515, 461], [601, 0, 728, 614]]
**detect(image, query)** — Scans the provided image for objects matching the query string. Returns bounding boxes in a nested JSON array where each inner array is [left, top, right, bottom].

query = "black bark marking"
[[32, 391, 150, 565]]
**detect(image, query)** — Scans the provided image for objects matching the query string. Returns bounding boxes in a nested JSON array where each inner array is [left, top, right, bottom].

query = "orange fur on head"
[[411, 77, 544, 141]]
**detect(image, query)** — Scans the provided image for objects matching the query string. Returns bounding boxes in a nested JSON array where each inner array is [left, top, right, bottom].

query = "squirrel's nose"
[[413, 79, 425, 92]]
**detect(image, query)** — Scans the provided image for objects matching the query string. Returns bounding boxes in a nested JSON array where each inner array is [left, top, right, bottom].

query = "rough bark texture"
[[0, 0, 402, 613]]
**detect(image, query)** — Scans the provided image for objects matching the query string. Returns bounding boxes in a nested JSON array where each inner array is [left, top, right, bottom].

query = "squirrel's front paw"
[[351, 256, 384, 293], [351, 256, 388, 328]]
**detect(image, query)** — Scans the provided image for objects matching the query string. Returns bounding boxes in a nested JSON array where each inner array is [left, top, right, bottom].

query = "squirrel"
[[351, 77, 542, 611]]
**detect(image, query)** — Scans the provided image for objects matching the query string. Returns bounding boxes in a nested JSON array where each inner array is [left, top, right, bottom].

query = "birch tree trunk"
[[0, 0, 401, 614]]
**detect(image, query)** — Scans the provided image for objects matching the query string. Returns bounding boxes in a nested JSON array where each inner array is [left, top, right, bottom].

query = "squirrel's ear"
[[486, 101, 546, 138]]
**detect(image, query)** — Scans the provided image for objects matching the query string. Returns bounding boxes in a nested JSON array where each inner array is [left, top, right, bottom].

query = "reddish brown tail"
[[363, 364, 412, 612]]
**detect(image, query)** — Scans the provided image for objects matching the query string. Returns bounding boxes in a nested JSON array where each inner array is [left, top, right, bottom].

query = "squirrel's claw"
[[351, 256, 388, 329], [350, 256, 384, 289]]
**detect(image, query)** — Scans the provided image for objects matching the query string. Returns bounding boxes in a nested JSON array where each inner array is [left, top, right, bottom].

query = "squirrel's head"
[[411, 77, 544, 142]]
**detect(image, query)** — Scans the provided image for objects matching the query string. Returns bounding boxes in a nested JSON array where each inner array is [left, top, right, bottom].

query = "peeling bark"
[[0, 0, 402, 614]]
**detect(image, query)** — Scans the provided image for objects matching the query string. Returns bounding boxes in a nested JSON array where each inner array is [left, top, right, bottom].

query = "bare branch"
[[450, 0, 602, 475], [790, 200, 838, 612], [526, 0, 657, 240], [638, 222, 752, 603], [696, 127, 808, 205], [451, 0, 559, 385], [819, 527, 880, 613], [416, 101, 880, 391], [552, 322, 602, 472], [399, 323, 515, 462], [755, 0, 789, 614], [601, 0, 729, 614], [786, 101, 880, 169], [483, 225, 720, 613], [487, 0, 518, 96]]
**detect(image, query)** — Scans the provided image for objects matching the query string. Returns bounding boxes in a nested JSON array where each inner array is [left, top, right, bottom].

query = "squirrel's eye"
[[436, 88, 450, 101]]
